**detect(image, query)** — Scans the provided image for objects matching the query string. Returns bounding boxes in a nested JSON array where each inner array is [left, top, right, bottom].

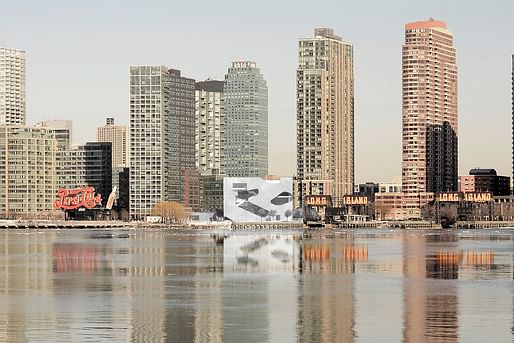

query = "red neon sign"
[[53, 187, 102, 210]]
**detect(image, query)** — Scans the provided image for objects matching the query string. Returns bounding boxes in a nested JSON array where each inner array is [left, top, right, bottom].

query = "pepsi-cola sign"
[[54, 187, 102, 210]]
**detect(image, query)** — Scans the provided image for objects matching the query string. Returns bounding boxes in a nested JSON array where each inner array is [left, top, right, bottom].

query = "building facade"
[[0, 47, 26, 126], [296, 28, 354, 201], [402, 19, 458, 217], [224, 61, 268, 177], [354, 183, 379, 202], [112, 166, 129, 212], [223, 177, 293, 222], [97, 117, 129, 168], [355, 179, 403, 203], [195, 80, 225, 175], [0, 126, 57, 217], [35, 120, 72, 150], [56, 142, 112, 200], [97, 117, 130, 211], [200, 173, 224, 212], [459, 169, 510, 196], [129, 66, 196, 219]]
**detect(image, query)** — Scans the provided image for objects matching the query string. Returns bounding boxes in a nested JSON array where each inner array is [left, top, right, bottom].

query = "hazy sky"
[[2, 0, 514, 182]]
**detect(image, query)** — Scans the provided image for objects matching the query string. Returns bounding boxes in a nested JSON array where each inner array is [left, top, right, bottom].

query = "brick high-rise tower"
[[402, 19, 458, 216]]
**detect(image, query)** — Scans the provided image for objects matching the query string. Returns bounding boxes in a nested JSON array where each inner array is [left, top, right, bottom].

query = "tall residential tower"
[[0, 47, 26, 125], [401, 19, 458, 216], [129, 66, 195, 219], [224, 61, 268, 177], [296, 28, 354, 201]]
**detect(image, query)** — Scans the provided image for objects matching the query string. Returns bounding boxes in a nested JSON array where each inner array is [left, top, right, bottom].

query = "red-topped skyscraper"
[[402, 19, 458, 217]]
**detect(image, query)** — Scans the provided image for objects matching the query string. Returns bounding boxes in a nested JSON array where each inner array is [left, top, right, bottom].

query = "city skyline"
[[2, 0, 514, 182]]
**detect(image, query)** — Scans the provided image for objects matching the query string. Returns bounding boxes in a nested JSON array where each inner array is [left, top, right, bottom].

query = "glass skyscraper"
[[224, 61, 268, 177]]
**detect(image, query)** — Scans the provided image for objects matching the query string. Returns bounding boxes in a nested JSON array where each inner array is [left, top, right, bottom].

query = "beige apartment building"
[[97, 117, 128, 168], [0, 47, 26, 126], [296, 28, 354, 202], [0, 126, 57, 218], [35, 119, 73, 150], [401, 19, 458, 218]]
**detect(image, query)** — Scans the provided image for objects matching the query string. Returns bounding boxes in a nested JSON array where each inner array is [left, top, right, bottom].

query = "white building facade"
[[0, 47, 26, 126]]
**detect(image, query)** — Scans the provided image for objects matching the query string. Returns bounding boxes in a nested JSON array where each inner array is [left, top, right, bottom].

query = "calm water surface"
[[0, 228, 512, 342]]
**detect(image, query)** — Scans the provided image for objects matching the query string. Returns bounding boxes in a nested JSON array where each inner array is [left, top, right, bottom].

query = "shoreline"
[[0, 220, 513, 230]]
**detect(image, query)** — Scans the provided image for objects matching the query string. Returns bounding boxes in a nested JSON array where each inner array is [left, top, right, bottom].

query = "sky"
[[1, 0, 514, 182]]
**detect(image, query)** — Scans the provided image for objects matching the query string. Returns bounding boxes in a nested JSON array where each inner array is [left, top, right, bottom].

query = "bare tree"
[[151, 201, 190, 223], [374, 203, 391, 221], [284, 209, 292, 221], [440, 205, 458, 228]]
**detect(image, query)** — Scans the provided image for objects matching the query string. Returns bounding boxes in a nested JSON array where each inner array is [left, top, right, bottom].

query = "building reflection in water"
[[296, 238, 364, 342], [192, 235, 224, 343], [126, 231, 166, 343], [53, 243, 111, 273], [403, 234, 459, 343], [221, 234, 295, 342], [1, 230, 512, 342], [163, 234, 225, 342], [51, 231, 166, 342], [0, 231, 57, 342]]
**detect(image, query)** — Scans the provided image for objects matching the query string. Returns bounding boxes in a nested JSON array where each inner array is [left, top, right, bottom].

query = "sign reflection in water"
[[0, 229, 512, 342]]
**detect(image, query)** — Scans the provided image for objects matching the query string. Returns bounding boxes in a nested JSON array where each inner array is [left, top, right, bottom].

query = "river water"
[[0, 228, 512, 342]]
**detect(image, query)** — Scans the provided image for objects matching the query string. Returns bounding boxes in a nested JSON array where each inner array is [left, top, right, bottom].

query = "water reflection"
[[403, 234, 459, 342], [164, 234, 225, 342], [53, 244, 110, 273], [297, 239, 358, 342], [0, 229, 512, 342]]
